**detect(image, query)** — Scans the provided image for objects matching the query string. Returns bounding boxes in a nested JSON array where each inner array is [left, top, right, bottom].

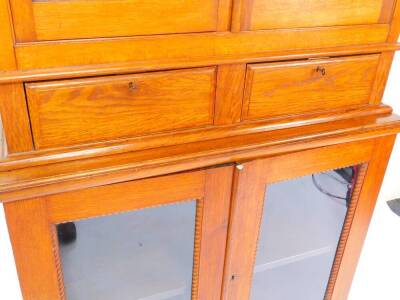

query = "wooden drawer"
[[242, 55, 380, 121], [236, 0, 395, 31], [26, 67, 216, 149], [11, 0, 228, 41]]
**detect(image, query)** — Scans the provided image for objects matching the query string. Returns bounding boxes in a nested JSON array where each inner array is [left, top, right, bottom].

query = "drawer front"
[[26, 67, 216, 149], [242, 55, 380, 121], [239, 0, 395, 31], [11, 0, 224, 41]]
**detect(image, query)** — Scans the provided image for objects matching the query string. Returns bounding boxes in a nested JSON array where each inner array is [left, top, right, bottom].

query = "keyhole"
[[316, 66, 326, 76], [128, 82, 136, 91]]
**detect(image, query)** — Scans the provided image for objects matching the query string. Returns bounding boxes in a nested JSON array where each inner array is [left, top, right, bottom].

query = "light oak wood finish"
[[1, 43, 399, 84], [0, 0, 34, 154], [221, 137, 395, 300], [234, 0, 396, 31], [388, 0, 400, 42], [46, 171, 206, 223], [4, 199, 64, 300], [15, 25, 390, 70], [0, 0, 17, 71], [8, 0, 36, 42], [221, 159, 268, 300], [5, 167, 234, 300], [215, 64, 246, 125], [0, 104, 393, 172], [26, 67, 216, 149], [1, 1, 400, 299], [11, 0, 226, 42], [0, 84, 34, 153], [242, 55, 380, 120], [370, 52, 397, 104], [0, 113, 399, 203]]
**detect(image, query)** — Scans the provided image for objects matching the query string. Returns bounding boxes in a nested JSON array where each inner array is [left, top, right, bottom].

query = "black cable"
[[311, 173, 348, 201]]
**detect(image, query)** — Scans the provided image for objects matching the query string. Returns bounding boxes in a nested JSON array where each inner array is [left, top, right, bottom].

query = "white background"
[[0, 54, 399, 299]]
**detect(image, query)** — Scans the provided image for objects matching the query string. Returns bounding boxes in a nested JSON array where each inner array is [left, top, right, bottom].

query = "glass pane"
[[57, 201, 196, 300], [250, 166, 360, 300]]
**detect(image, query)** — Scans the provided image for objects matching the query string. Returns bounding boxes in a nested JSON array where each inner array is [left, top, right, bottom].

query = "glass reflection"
[[57, 201, 196, 300], [250, 166, 359, 300]]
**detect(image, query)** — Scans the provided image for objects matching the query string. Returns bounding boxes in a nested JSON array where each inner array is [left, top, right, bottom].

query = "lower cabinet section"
[[3, 137, 394, 300], [5, 168, 234, 300]]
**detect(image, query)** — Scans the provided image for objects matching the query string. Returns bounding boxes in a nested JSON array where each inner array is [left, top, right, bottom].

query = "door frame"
[[222, 136, 395, 300], [4, 165, 234, 300]]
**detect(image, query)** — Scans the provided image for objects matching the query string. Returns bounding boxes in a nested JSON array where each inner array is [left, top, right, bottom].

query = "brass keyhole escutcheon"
[[316, 66, 326, 76]]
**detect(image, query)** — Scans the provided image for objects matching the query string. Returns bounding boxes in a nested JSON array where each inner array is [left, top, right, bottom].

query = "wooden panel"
[[388, 0, 400, 42], [26, 67, 216, 149], [370, 51, 396, 104], [216, 0, 233, 31], [46, 171, 206, 223], [214, 64, 246, 125], [239, 0, 395, 31], [2, 44, 400, 84], [242, 55, 380, 121], [8, 0, 36, 41], [4, 199, 63, 300], [257, 139, 375, 184], [330, 135, 396, 299], [17, 0, 220, 41], [15, 25, 390, 70], [0, 0, 17, 70], [0, 84, 34, 153], [197, 166, 234, 299]]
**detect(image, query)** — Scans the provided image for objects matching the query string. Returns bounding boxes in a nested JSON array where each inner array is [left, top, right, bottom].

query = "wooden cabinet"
[[1, 1, 400, 300]]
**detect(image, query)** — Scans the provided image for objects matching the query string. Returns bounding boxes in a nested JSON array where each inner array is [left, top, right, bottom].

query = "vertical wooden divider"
[[4, 198, 63, 300], [197, 166, 234, 300], [214, 64, 246, 125]]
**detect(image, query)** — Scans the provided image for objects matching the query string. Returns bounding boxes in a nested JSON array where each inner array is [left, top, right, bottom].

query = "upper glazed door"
[[233, 0, 396, 31], [10, 0, 231, 41]]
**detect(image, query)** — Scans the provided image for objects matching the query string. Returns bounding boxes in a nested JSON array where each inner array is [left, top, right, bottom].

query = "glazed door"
[[222, 137, 395, 300], [5, 166, 233, 300]]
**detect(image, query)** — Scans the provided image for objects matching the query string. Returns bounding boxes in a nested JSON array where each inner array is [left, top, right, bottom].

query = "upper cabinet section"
[[233, 0, 396, 31], [10, 0, 230, 42]]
